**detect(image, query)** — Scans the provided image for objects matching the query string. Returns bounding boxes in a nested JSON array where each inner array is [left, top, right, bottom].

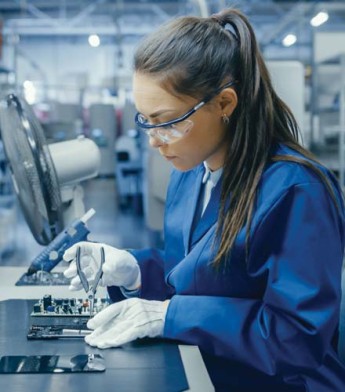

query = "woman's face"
[[133, 72, 235, 171]]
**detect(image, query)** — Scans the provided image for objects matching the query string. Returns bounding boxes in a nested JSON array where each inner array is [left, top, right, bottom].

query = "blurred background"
[[0, 0, 344, 271]]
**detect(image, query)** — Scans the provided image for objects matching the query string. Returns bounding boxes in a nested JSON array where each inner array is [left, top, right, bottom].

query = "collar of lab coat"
[[202, 162, 223, 186], [183, 164, 223, 254]]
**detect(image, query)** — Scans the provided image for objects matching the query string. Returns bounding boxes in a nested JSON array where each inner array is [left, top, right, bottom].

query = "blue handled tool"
[[27, 209, 96, 276], [76, 245, 105, 318]]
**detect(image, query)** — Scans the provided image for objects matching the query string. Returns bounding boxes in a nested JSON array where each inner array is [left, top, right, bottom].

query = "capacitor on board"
[[43, 294, 52, 310]]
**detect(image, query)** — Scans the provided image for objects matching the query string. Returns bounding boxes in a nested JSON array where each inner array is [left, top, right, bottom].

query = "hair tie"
[[211, 14, 238, 40], [211, 13, 226, 27]]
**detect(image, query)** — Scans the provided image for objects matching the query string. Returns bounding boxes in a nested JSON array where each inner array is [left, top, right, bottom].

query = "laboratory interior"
[[0, 1, 344, 391]]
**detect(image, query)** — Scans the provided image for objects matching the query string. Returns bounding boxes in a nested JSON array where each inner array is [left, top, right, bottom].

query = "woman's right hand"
[[63, 242, 141, 291]]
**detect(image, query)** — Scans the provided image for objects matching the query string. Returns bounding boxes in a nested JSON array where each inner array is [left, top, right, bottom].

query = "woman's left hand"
[[85, 298, 170, 349]]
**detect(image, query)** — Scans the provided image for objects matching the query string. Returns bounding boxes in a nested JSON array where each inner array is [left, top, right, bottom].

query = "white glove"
[[63, 242, 141, 291], [85, 298, 169, 349]]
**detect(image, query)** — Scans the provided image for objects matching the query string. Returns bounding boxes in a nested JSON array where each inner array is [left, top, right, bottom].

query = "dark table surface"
[[0, 299, 188, 392]]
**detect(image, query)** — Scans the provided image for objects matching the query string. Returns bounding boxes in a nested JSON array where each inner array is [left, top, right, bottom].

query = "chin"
[[171, 161, 199, 172]]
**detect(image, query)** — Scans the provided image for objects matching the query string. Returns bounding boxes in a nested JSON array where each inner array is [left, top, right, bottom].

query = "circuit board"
[[27, 295, 109, 340], [16, 271, 70, 286]]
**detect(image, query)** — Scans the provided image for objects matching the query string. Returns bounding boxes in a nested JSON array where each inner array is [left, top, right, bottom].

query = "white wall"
[[267, 60, 306, 145], [314, 32, 345, 63]]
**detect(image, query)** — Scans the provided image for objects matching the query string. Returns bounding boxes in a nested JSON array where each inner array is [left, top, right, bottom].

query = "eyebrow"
[[146, 109, 178, 119]]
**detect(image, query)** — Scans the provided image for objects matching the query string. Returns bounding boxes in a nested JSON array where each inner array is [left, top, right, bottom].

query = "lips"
[[163, 155, 176, 161]]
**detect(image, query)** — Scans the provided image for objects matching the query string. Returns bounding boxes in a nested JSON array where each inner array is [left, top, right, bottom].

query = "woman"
[[64, 9, 345, 391]]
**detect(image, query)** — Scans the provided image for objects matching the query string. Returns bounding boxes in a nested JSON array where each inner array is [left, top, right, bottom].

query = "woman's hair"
[[134, 8, 340, 268]]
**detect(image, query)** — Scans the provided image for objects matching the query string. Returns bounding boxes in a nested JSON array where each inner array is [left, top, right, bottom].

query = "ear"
[[216, 88, 238, 117]]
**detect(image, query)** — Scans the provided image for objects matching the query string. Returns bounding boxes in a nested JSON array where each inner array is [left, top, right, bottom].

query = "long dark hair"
[[134, 8, 340, 267]]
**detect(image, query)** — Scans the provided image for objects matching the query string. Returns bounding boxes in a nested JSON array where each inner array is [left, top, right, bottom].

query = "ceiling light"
[[282, 34, 297, 47], [310, 11, 329, 27], [88, 34, 100, 47]]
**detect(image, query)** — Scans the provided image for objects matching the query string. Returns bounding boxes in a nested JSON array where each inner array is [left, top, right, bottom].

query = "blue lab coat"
[[108, 143, 345, 391]]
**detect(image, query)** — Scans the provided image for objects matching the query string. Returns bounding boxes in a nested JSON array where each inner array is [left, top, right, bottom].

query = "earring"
[[222, 114, 229, 125]]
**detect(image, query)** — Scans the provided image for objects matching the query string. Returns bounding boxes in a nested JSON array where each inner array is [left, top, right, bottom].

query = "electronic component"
[[27, 295, 109, 340]]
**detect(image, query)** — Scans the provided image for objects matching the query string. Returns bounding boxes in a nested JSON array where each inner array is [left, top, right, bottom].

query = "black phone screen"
[[0, 354, 105, 374]]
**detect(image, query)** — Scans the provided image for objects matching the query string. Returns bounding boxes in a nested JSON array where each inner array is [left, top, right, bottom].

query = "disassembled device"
[[0, 354, 106, 373], [27, 294, 109, 340]]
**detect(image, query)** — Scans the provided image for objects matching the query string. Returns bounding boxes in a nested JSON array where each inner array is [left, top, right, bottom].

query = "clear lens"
[[141, 120, 193, 144]]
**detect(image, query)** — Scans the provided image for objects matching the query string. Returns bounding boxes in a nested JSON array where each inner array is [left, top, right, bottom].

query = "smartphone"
[[0, 354, 105, 374]]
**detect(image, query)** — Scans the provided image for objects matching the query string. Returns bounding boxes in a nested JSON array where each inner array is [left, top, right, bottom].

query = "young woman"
[[64, 9, 345, 391]]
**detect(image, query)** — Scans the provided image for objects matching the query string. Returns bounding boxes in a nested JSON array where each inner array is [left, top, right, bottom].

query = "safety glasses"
[[134, 80, 236, 144]]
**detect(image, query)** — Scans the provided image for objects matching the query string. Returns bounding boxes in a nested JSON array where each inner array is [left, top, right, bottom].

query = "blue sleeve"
[[107, 248, 174, 302], [164, 182, 345, 376], [131, 248, 174, 300]]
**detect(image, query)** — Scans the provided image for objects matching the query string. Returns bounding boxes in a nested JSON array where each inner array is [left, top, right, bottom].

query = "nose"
[[148, 135, 165, 148]]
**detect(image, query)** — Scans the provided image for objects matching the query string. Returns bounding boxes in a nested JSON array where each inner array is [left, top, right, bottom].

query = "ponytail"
[[211, 9, 340, 268]]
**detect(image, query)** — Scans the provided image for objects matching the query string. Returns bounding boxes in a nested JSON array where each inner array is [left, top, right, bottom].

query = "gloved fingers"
[[64, 253, 94, 277], [101, 262, 114, 276], [100, 273, 123, 287], [99, 275, 109, 287], [63, 241, 95, 262], [105, 328, 139, 348], [63, 261, 77, 279], [62, 243, 80, 262], [117, 298, 164, 324], [83, 265, 95, 280], [100, 263, 122, 287], [101, 263, 137, 288], [95, 330, 135, 349], [85, 321, 134, 348], [68, 281, 83, 291], [100, 250, 141, 289], [85, 318, 128, 344], [69, 275, 83, 291], [87, 301, 126, 330], [84, 324, 109, 345], [62, 245, 77, 262], [68, 266, 94, 289]]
